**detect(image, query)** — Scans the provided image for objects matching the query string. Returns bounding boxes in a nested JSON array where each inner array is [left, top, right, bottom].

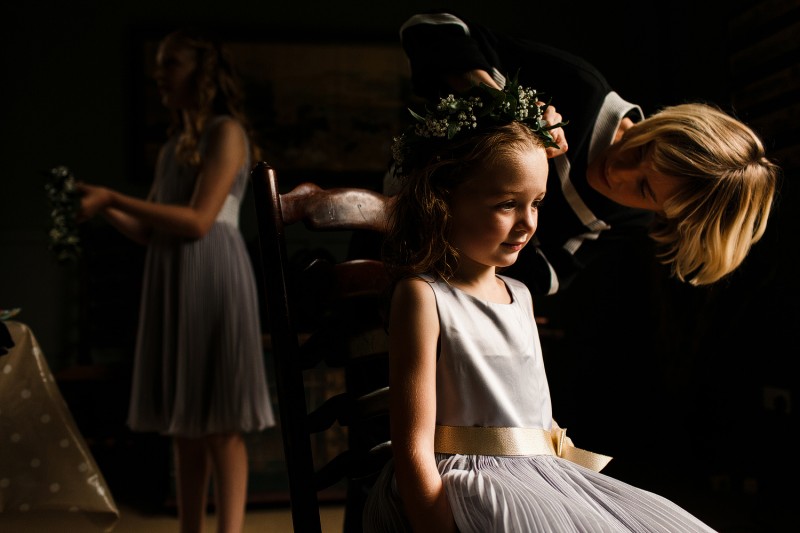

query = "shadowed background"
[[1, 1, 797, 531]]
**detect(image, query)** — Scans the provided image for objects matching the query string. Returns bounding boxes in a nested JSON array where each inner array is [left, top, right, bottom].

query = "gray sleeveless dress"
[[127, 116, 275, 438], [363, 274, 715, 532]]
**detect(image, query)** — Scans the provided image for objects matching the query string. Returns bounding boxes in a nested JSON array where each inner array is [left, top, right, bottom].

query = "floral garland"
[[44, 165, 81, 264], [391, 72, 566, 176]]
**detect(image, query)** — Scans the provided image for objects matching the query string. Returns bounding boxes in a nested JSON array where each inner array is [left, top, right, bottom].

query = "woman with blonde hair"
[[396, 11, 780, 295], [602, 102, 778, 286]]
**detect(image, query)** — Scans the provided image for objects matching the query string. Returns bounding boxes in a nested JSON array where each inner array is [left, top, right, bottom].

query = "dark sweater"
[[399, 12, 654, 295]]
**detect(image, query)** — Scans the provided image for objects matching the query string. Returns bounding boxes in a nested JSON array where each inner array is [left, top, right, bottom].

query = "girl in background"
[[77, 29, 274, 533]]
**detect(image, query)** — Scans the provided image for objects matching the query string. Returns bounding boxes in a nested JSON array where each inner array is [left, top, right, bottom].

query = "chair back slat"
[[251, 161, 392, 533]]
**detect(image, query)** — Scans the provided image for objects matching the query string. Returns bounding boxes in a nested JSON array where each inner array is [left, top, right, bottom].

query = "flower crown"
[[391, 73, 566, 176]]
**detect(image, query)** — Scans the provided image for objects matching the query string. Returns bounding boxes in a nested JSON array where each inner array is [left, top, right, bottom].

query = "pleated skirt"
[[127, 223, 275, 438], [363, 454, 717, 533]]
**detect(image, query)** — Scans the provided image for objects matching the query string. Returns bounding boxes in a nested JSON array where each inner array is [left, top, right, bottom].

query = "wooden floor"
[[112, 503, 345, 533], [3, 481, 797, 533], [0, 503, 345, 533], [3, 460, 795, 532]]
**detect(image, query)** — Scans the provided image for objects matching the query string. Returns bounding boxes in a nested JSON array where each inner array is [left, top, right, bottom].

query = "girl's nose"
[[518, 209, 537, 232]]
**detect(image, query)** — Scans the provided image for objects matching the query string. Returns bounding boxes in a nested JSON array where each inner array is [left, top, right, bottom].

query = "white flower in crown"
[[392, 71, 568, 176]]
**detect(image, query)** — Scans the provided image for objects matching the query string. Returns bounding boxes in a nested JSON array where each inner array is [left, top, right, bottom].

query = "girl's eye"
[[532, 199, 543, 210], [497, 201, 515, 211], [639, 179, 656, 202]]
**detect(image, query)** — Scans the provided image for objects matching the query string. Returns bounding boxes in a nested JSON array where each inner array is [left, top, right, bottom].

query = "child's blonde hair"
[[615, 103, 780, 285]]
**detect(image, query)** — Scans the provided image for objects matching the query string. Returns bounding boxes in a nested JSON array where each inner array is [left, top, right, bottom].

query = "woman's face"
[[449, 148, 548, 272], [153, 41, 198, 110], [587, 144, 684, 212]]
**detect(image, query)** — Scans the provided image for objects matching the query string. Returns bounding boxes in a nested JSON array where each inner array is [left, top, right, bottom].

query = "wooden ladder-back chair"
[[251, 161, 393, 533]]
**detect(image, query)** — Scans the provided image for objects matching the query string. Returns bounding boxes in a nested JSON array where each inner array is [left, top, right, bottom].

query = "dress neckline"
[[445, 275, 515, 306]]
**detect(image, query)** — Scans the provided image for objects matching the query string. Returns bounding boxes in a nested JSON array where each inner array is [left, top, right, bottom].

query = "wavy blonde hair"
[[613, 103, 780, 285], [159, 29, 261, 166], [383, 121, 546, 283]]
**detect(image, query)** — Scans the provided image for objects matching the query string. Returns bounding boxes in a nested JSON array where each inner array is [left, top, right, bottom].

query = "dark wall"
[[2, 0, 797, 527], [0, 0, 737, 364]]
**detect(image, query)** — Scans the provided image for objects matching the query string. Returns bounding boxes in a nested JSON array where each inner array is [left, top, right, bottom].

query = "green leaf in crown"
[[391, 71, 568, 177]]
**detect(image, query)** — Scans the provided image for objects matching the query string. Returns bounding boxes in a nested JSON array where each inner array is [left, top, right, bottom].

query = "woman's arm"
[[100, 206, 154, 246], [400, 11, 494, 102], [402, 14, 567, 159], [77, 117, 247, 241], [389, 278, 457, 533]]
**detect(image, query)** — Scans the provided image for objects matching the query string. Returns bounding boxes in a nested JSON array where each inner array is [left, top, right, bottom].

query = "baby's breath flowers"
[[411, 94, 483, 139], [44, 165, 81, 264], [392, 72, 566, 176]]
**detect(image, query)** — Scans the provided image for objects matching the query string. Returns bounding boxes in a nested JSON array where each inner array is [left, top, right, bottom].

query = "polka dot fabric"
[[0, 321, 119, 531]]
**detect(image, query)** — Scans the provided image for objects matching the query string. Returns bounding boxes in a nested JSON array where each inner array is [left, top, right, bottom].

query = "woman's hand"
[[76, 182, 113, 223], [541, 104, 568, 158], [446, 69, 500, 93]]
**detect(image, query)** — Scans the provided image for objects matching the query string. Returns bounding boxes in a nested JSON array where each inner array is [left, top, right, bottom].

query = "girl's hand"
[[540, 104, 568, 158], [76, 182, 113, 223]]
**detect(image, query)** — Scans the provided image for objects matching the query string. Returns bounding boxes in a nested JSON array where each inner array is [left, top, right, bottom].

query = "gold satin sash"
[[434, 422, 612, 472]]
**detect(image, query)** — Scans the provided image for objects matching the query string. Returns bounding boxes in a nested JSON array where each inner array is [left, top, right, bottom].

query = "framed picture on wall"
[[130, 31, 415, 191]]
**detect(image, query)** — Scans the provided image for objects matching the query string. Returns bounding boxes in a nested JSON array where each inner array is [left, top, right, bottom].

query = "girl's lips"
[[503, 241, 526, 251]]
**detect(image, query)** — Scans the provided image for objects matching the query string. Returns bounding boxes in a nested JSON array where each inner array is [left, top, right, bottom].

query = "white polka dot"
[[77, 462, 89, 472], [19, 503, 30, 512], [10, 433, 21, 443], [40, 414, 51, 424], [49, 483, 60, 493], [20, 389, 31, 399], [2, 364, 11, 374], [97, 486, 106, 497], [0, 478, 10, 488], [59, 439, 70, 448], [30, 458, 41, 468], [32, 347, 41, 357]]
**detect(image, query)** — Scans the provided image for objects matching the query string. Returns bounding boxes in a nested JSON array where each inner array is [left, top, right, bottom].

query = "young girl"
[[364, 82, 716, 532], [76, 30, 274, 533]]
